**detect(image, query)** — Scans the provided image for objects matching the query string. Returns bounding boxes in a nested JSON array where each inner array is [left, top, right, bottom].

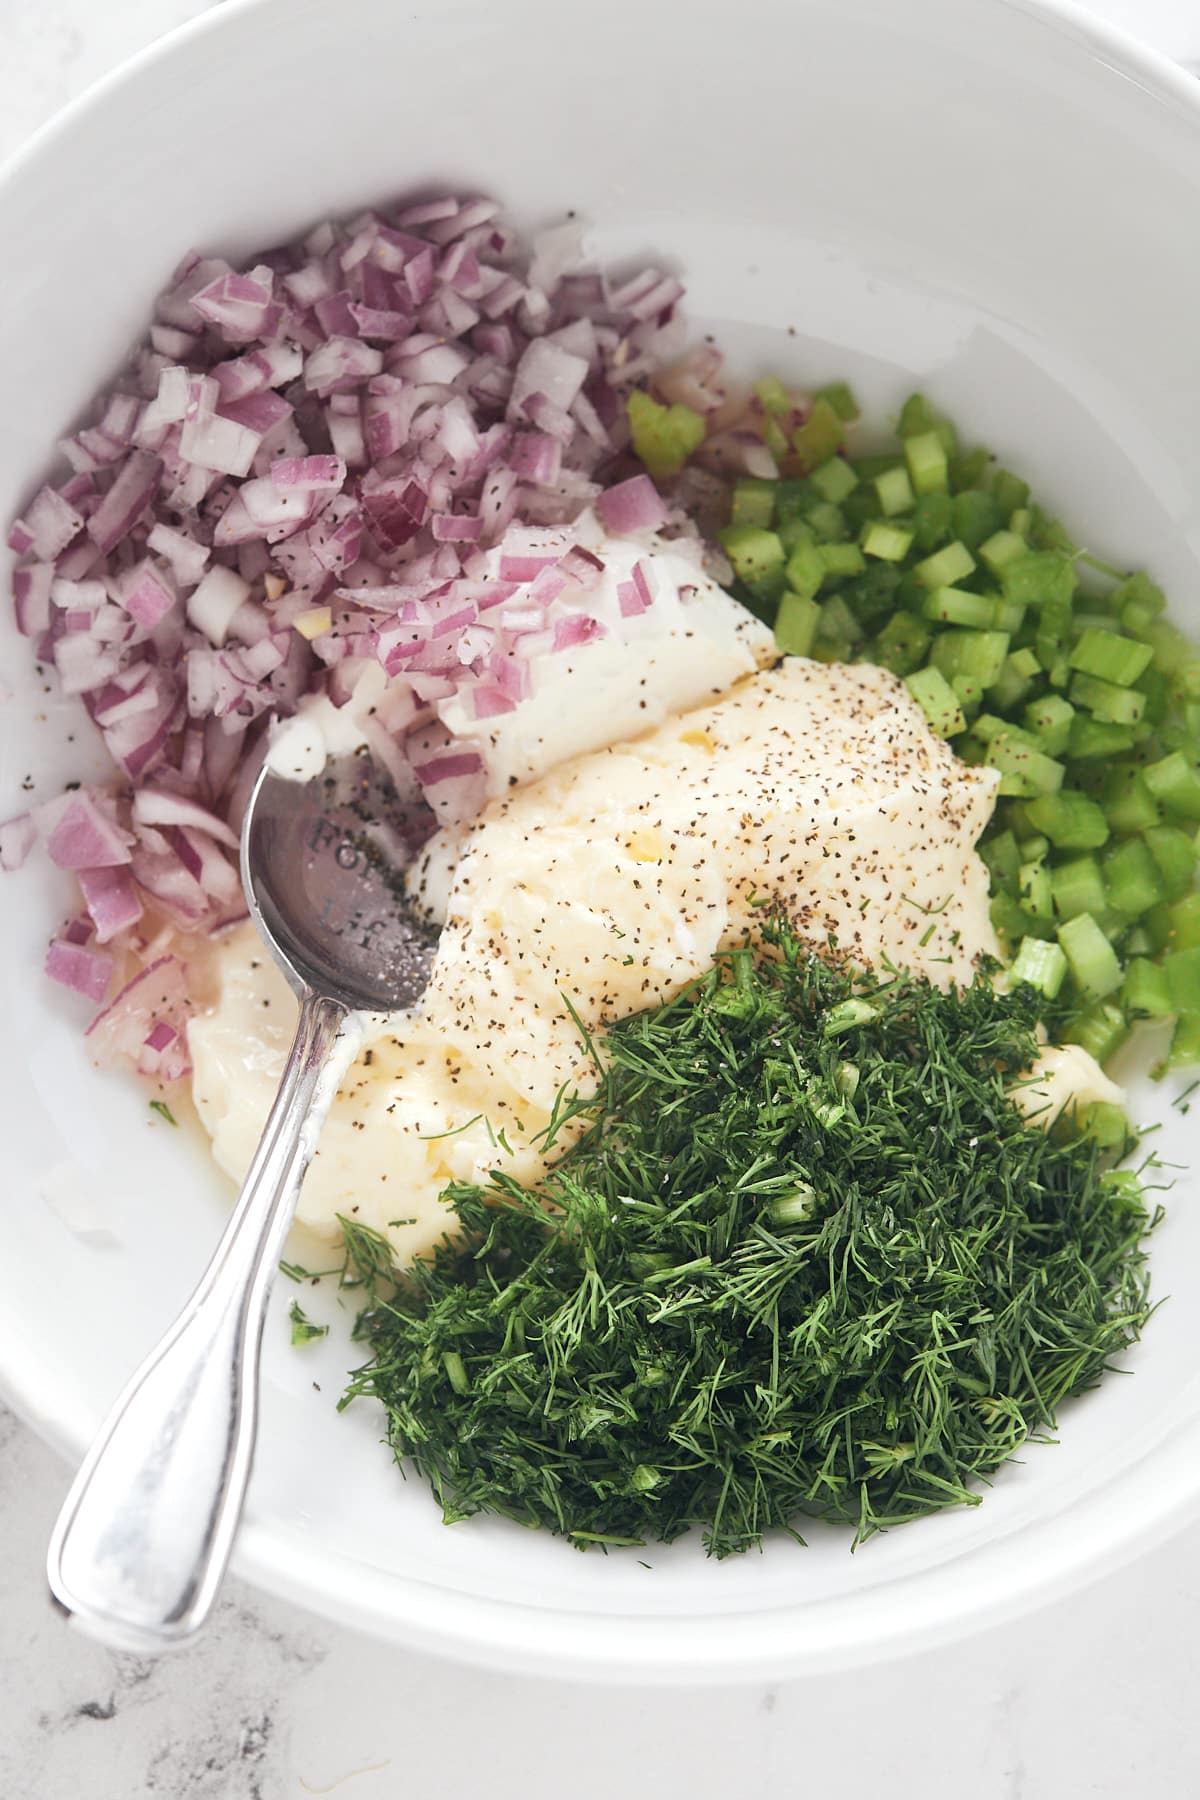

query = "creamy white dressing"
[[191, 657, 1011, 1265]]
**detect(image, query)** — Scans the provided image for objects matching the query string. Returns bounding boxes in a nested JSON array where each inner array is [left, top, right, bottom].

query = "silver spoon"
[[46, 747, 439, 1651]]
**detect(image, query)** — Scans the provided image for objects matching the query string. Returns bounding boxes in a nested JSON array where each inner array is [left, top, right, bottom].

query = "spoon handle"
[[46, 988, 351, 1652]]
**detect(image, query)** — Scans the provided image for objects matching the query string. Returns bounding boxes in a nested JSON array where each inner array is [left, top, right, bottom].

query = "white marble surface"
[[4, 2, 1200, 1794]]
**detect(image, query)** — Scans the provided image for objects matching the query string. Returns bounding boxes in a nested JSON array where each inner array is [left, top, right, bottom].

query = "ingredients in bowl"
[[343, 924, 1156, 1555]]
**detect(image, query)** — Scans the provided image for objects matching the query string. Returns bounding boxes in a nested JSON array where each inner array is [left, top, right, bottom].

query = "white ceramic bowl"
[[3, 0, 1200, 1683]]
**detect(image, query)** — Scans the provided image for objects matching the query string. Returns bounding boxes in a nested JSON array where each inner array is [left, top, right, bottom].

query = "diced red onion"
[[596, 473, 666, 536], [46, 938, 114, 1002], [78, 863, 144, 941]]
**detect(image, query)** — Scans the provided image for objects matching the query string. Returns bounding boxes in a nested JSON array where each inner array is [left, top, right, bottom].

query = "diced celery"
[[923, 586, 995, 629], [1143, 903, 1172, 954], [988, 651, 1039, 712], [815, 381, 860, 422], [719, 525, 785, 585], [1011, 936, 1068, 997], [1143, 750, 1200, 820], [1167, 892, 1200, 950], [786, 536, 825, 597], [1103, 838, 1163, 917], [862, 521, 914, 562], [912, 492, 954, 550], [978, 529, 1027, 576], [905, 430, 949, 496], [1026, 793, 1109, 851], [818, 594, 861, 646], [1112, 571, 1166, 626], [987, 738, 1065, 797], [1009, 506, 1033, 538], [1019, 860, 1053, 919], [914, 540, 976, 589], [1064, 1001, 1129, 1064], [1069, 627, 1153, 688], [905, 666, 966, 737], [819, 543, 866, 579], [981, 828, 1021, 888], [1102, 770, 1161, 835], [1147, 620, 1195, 677], [730, 478, 777, 529], [1002, 550, 1078, 610], [1019, 834, 1050, 863], [810, 456, 858, 504], [762, 416, 790, 459], [1023, 694, 1075, 756], [1160, 1012, 1200, 1071], [792, 398, 845, 467], [626, 389, 706, 481], [897, 393, 939, 438], [754, 375, 791, 415], [1123, 957, 1173, 1018], [1052, 855, 1109, 921], [992, 891, 1043, 946], [1144, 825, 1197, 902], [805, 500, 848, 543], [1068, 717, 1135, 760], [971, 713, 1009, 744], [990, 598, 1027, 634], [874, 466, 915, 516], [930, 629, 1010, 687], [774, 591, 821, 657], [872, 612, 930, 676], [991, 468, 1031, 517], [1165, 947, 1200, 1013], [952, 673, 986, 721], [952, 489, 1002, 550], [1078, 1101, 1129, 1147], [774, 480, 813, 523], [1069, 672, 1146, 725], [1057, 913, 1123, 998]]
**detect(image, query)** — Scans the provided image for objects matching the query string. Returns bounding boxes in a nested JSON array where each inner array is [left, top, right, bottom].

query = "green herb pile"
[[633, 379, 1200, 1075], [342, 926, 1157, 1555]]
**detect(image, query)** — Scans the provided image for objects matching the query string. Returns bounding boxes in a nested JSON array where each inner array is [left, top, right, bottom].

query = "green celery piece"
[[990, 598, 1026, 634], [914, 540, 976, 589], [1027, 792, 1109, 851], [762, 416, 790, 459], [626, 389, 706, 481], [1123, 957, 1173, 1018], [1112, 571, 1166, 623], [1057, 913, 1123, 999], [1078, 1102, 1129, 1148], [1165, 947, 1200, 1013], [1019, 833, 1051, 862], [815, 381, 860, 421], [924, 586, 995, 629], [1069, 672, 1146, 726], [1018, 860, 1053, 919], [1143, 903, 1172, 955], [1144, 825, 1197, 901], [1067, 716, 1135, 759], [1010, 936, 1068, 997], [952, 489, 1002, 550], [754, 375, 791, 415], [951, 673, 986, 721], [911, 492, 954, 550], [950, 447, 992, 493], [1069, 627, 1153, 688], [1052, 855, 1109, 921], [991, 890, 1045, 946], [792, 399, 845, 468], [862, 521, 914, 562], [897, 393, 939, 437], [930, 629, 1010, 688], [1023, 694, 1075, 756], [1143, 750, 1200, 820], [991, 468, 1031, 517], [988, 652, 1039, 712], [774, 480, 814, 523], [875, 467, 915, 516], [873, 611, 930, 676], [1063, 1001, 1128, 1064], [979, 529, 1027, 576], [730, 477, 777, 529], [1167, 891, 1200, 951], [805, 499, 848, 543], [774, 591, 822, 657], [1160, 1012, 1200, 1070], [981, 828, 1021, 889], [905, 666, 966, 738], [819, 542, 866, 578], [1103, 838, 1163, 918], [987, 740, 1064, 797], [818, 594, 861, 644], [786, 534, 825, 597], [719, 525, 785, 584], [1009, 507, 1033, 538], [810, 456, 858, 504], [905, 430, 949, 496], [1002, 551, 1078, 610]]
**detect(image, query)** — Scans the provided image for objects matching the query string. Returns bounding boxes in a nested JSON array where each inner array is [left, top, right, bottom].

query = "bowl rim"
[[3, 0, 1200, 1679]]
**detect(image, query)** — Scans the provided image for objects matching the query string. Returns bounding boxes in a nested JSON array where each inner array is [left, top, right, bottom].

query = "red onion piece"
[[46, 939, 114, 1002]]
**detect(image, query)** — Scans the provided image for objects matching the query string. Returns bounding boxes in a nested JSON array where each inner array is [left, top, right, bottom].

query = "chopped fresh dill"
[[288, 1302, 329, 1346], [341, 923, 1159, 1557], [149, 1100, 177, 1126]]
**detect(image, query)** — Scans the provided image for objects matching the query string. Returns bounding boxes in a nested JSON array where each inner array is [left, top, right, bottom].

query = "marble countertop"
[[4, 4, 1200, 1795]]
